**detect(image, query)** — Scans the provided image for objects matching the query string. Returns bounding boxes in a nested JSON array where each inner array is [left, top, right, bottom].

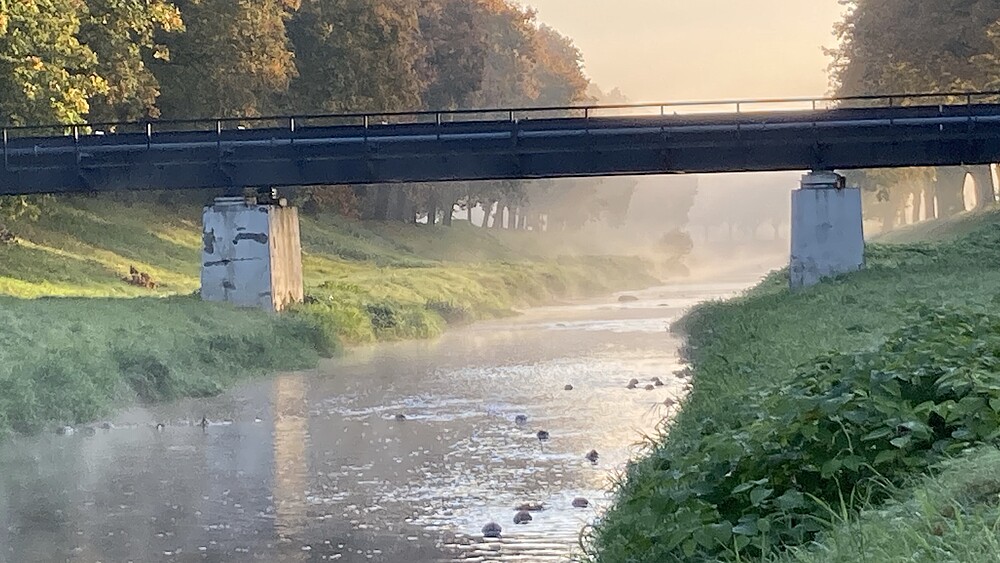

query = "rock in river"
[[482, 522, 502, 538]]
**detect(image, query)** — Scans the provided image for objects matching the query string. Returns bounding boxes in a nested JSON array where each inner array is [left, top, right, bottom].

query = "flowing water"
[[0, 277, 764, 563]]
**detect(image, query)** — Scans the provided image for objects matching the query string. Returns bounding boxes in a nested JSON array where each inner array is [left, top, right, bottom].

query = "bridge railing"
[[5, 90, 1000, 143]]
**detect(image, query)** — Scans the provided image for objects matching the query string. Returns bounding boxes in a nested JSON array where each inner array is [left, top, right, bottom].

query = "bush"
[[366, 301, 398, 331]]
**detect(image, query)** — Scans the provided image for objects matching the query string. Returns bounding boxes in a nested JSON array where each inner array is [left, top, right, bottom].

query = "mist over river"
[[0, 274, 767, 563]]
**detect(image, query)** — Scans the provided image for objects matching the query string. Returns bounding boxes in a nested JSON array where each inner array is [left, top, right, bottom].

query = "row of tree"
[[829, 0, 1000, 230], [0, 0, 639, 230]]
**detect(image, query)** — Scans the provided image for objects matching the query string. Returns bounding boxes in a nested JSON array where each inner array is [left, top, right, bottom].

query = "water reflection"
[[273, 373, 309, 552], [0, 280, 761, 562]]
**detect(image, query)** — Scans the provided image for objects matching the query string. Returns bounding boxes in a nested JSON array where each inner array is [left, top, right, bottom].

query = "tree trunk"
[[402, 195, 417, 224], [968, 165, 995, 209], [492, 205, 505, 229], [428, 194, 439, 226], [912, 189, 923, 223], [879, 204, 895, 232], [443, 201, 454, 226], [934, 167, 967, 218], [373, 186, 391, 220], [481, 200, 494, 228], [387, 190, 405, 221], [466, 199, 473, 222]]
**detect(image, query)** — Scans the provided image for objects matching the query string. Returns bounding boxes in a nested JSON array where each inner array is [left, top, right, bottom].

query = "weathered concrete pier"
[[200, 197, 303, 312]]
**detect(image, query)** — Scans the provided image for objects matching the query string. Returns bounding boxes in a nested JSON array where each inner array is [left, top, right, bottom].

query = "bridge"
[[3, 92, 998, 308], [3, 92, 1000, 194]]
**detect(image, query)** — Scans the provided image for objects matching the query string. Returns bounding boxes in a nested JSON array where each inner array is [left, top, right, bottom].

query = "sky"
[[521, 0, 848, 103]]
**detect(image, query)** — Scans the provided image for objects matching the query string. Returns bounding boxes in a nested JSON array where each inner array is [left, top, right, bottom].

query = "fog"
[[502, 0, 847, 278]]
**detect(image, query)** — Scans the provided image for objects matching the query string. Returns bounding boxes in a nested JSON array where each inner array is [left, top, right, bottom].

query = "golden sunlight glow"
[[521, 0, 846, 102]]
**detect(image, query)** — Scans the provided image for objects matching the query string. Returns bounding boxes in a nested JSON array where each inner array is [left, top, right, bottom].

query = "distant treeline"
[[0, 0, 641, 229]]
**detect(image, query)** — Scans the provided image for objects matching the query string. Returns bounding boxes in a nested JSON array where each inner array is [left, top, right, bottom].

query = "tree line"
[[829, 0, 1000, 230], [0, 0, 638, 230]]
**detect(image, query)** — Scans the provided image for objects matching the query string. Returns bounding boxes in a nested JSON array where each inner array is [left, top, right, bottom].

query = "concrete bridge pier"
[[789, 171, 865, 289], [201, 196, 304, 312]]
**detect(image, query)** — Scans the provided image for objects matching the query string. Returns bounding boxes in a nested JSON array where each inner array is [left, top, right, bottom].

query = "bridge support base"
[[789, 171, 864, 289], [201, 197, 304, 312]]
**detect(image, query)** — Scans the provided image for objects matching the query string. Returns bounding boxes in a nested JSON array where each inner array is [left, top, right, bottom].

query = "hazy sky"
[[522, 0, 847, 103]]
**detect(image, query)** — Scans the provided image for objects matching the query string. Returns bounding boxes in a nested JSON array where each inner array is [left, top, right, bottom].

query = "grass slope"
[[0, 196, 656, 436], [590, 208, 1000, 562]]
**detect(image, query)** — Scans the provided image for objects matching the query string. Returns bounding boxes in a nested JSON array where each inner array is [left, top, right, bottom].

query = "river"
[[0, 276, 764, 563]]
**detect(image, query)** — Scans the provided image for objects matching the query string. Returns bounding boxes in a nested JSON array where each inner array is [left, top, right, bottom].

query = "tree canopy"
[[0, 0, 636, 230], [831, 0, 1000, 95], [0, 0, 104, 125]]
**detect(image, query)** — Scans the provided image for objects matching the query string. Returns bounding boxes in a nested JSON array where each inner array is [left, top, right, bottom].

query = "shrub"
[[366, 301, 398, 331]]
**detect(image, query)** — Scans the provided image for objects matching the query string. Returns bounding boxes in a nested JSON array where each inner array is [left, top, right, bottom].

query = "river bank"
[[589, 208, 1000, 561], [0, 279, 761, 563], [0, 197, 659, 436]]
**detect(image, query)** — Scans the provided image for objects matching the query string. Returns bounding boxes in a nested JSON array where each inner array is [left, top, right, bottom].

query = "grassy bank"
[[0, 297, 325, 436], [0, 197, 658, 436], [589, 208, 1000, 562]]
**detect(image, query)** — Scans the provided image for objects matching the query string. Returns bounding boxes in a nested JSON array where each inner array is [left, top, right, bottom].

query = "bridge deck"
[[3, 94, 1000, 194]]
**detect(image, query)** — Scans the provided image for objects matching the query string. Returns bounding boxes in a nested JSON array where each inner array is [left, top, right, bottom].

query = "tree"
[[78, 0, 183, 122], [461, 0, 539, 109], [532, 24, 589, 106], [152, 0, 299, 119], [832, 0, 1000, 95], [830, 0, 1000, 220], [0, 0, 105, 125], [417, 0, 487, 111], [287, 0, 427, 218], [353, 0, 600, 227], [287, 0, 422, 114]]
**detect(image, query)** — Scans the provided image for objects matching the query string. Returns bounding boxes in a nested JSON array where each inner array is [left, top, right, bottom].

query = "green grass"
[[0, 196, 658, 435], [0, 296, 325, 437], [873, 207, 1000, 245], [294, 212, 658, 343], [588, 208, 1000, 562], [776, 449, 1000, 563]]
